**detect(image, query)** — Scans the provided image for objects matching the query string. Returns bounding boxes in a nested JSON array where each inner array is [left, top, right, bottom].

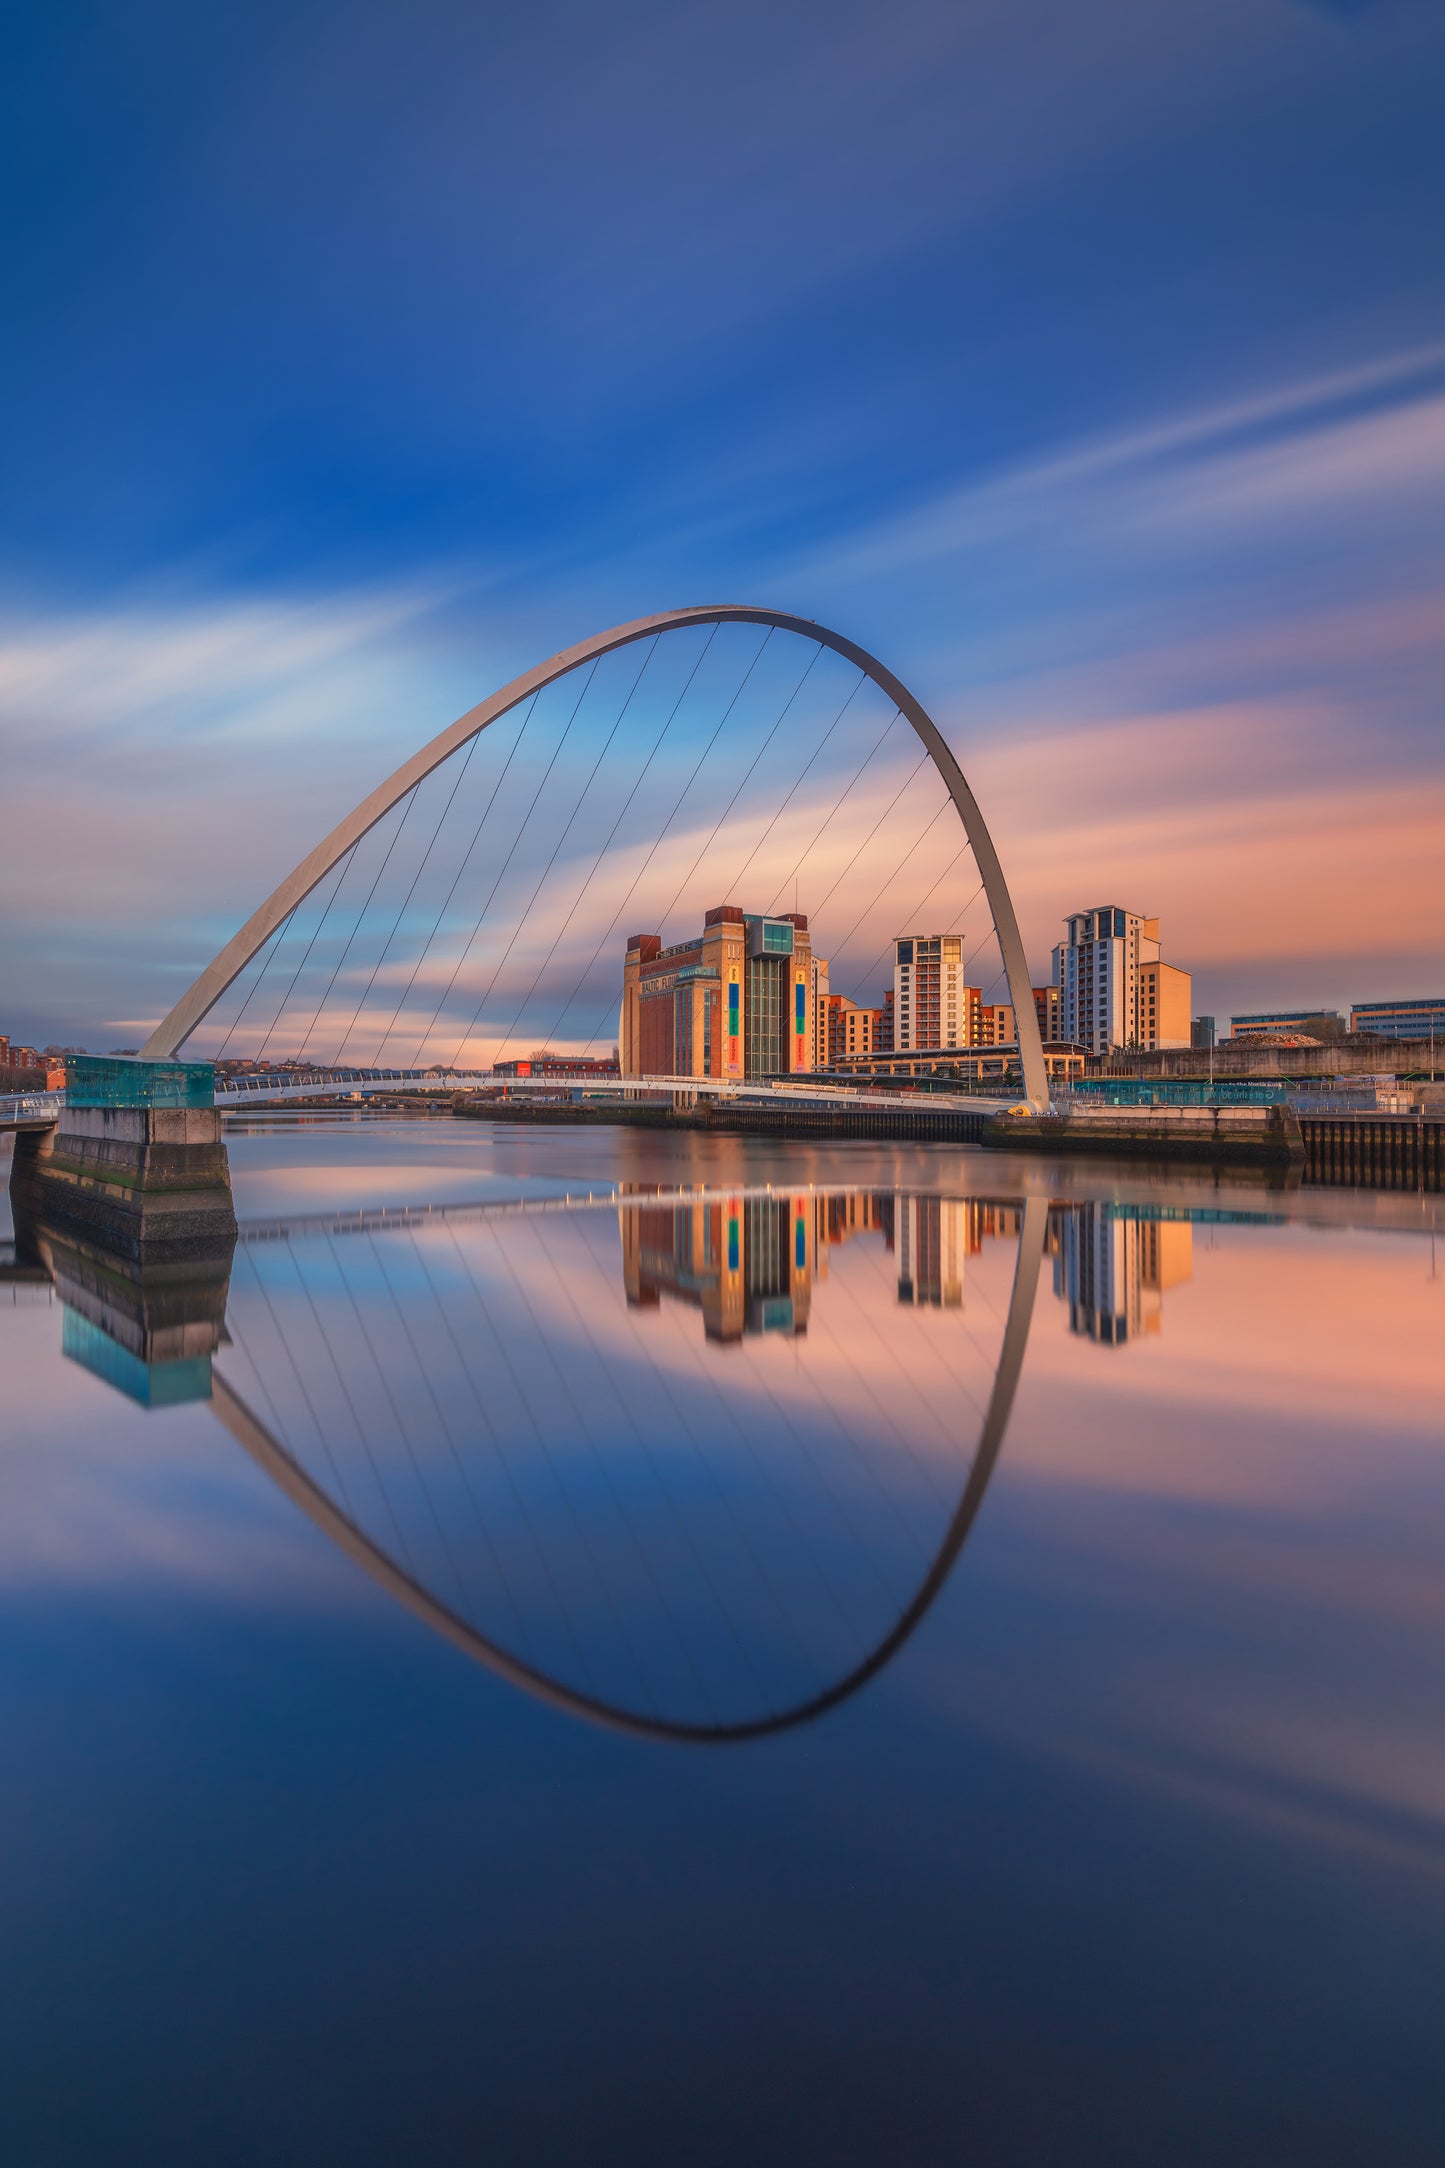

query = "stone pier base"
[[11, 1103, 237, 1264]]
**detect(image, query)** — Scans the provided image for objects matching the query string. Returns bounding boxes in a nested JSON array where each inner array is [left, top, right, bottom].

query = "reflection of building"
[[896, 1197, 964, 1306], [1052, 907, 1192, 1055], [621, 1191, 1022, 1342], [621, 905, 814, 1079], [622, 1193, 816, 1341], [1049, 1203, 1193, 1345], [895, 1197, 1023, 1306]]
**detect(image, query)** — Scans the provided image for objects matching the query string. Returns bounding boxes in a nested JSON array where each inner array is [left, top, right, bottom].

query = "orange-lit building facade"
[[818, 993, 888, 1064], [621, 906, 815, 1080]]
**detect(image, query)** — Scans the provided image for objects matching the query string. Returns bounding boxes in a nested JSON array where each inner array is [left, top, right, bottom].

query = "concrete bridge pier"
[[10, 1056, 237, 1265]]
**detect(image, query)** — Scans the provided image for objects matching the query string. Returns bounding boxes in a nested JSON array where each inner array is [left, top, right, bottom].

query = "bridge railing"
[[0, 1090, 66, 1127], [214, 1069, 1016, 1116]]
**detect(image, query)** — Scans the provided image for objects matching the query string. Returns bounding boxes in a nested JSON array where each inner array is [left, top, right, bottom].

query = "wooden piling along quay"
[[1300, 1113, 1443, 1190]]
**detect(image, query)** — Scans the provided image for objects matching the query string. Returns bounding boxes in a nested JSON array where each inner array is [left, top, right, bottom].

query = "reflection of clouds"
[[918, 1217, 1445, 1877], [1018, 1225, 1443, 1498], [810, 344, 1445, 582], [916, 1476, 1445, 1884]]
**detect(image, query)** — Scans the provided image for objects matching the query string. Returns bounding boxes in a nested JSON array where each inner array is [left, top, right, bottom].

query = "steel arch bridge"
[[139, 606, 1050, 1106]]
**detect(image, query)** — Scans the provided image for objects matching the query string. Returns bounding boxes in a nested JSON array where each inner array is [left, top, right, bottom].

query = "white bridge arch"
[[141, 605, 1048, 1106]]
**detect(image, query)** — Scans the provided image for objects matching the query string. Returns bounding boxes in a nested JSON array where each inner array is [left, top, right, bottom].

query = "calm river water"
[[2, 1117, 1443, 2165]]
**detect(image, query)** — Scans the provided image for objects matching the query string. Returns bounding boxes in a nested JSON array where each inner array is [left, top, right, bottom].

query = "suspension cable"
[[559, 626, 779, 1055], [213, 901, 299, 1060], [494, 630, 724, 1065], [252, 843, 360, 1065], [764, 707, 903, 917], [322, 723, 484, 1067], [571, 638, 823, 1057], [394, 693, 540, 1072], [805, 748, 930, 925], [722, 670, 865, 902], [412, 656, 603, 1068], [634, 642, 824, 951], [294, 786, 423, 1065], [818, 799, 954, 978], [836, 870, 984, 1007], [484, 639, 663, 1068]]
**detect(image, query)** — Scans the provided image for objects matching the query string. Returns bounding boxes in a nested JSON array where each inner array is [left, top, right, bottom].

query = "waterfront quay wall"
[[10, 1104, 237, 1263], [985, 1104, 1303, 1169], [454, 1095, 991, 1143]]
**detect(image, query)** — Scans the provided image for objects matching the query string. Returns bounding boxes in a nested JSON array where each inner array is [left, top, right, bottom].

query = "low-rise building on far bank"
[[1350, 997, 1445, 1040]]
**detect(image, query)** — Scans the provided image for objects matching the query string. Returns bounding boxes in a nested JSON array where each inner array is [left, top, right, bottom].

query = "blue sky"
[[3, 0, 1443, 1047]]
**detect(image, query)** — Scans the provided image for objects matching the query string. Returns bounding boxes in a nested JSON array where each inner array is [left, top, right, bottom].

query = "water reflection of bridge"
[[12, 1182, 1047, 1741]]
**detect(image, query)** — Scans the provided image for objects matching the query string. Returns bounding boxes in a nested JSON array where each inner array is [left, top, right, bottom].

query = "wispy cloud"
[[810, 342, 1445, 585]]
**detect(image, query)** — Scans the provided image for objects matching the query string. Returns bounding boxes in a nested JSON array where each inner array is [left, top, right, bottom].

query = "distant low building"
[[1350, 998, 1445, 1040], [1191, 1015, 1216, 1051], [1230, 1009, 1344, 1041], [493, 1054, 620, 1079]]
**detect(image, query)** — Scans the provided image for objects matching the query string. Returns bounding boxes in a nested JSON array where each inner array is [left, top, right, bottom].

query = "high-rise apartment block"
[[892, 934, 979, 1050], [621, 906, 814, 1080], [1051, 907, 1191, 1055]]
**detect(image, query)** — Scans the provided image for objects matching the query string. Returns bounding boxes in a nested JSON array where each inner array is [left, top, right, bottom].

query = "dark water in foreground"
[[2, 1118, 1443, 2166]]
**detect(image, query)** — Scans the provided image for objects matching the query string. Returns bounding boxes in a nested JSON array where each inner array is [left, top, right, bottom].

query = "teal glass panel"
[[727, 1218, 739, 1272], [1071, 1078, 1287, 1107], [67, 1054, 216, 1110]]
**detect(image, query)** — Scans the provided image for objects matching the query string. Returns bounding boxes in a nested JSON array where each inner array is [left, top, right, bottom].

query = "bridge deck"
[[1, 1074, 1019, 1133]]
